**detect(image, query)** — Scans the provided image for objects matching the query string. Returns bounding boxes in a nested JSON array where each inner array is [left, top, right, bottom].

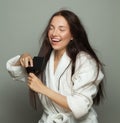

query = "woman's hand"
[[15, 53, 33, 67], [27, 73, 45, 93], [28, 73, 71, 111]]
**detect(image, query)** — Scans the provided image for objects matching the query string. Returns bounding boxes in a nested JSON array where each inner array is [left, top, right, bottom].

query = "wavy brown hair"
[[31, 9, 105, 110]]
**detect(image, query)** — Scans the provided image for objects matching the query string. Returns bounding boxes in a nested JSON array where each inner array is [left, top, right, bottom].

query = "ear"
[[70, 37, 73, 41], [70, 33, 73, 40]]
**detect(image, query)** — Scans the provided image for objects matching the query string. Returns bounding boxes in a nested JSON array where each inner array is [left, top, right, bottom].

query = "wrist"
[[40, 85, 49, 95]]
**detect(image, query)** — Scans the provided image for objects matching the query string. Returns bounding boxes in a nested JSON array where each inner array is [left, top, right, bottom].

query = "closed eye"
[[49, 25, 54, 30]]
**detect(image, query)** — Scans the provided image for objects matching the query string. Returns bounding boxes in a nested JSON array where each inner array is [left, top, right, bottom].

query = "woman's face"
[[48, 15, 73, 53]]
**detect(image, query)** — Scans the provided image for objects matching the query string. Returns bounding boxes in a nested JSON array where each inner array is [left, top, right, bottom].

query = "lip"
[[51, 40, 60, 45], [50, 38, 61, 46], [51, 38, 61, 42]]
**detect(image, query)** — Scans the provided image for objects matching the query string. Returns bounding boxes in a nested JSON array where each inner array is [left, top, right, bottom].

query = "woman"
[[6, 10, 104, 123]]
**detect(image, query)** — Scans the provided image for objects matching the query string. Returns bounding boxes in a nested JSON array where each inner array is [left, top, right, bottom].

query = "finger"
[[28, 76, 32, 81], [27, 81, 32, 86], [29, 73, 35, 77], [24, 57, 29, 67], [24, 56, 32, 67], [27, 75, 33, 85], [29, 58, 33, 67], [20, 58, 25, 67]]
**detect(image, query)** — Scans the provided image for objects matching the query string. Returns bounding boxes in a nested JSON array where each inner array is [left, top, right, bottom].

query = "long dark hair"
[[31, 9, 105, 109]]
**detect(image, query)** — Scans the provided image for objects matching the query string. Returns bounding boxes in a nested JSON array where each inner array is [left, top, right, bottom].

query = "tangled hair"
[[31, 9, 105, 109]]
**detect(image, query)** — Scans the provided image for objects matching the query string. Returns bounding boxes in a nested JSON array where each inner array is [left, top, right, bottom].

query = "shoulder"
[[75, 51, 96, 68], [76, 51, 93, 60]]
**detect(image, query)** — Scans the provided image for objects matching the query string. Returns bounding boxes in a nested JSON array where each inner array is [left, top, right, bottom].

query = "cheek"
[[48, 32, 51, 40], [48, 31, 50, 37], [62, 33, 72, 41]]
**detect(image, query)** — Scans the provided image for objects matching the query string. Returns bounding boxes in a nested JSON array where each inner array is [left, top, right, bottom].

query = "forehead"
[[50, 15, 69, 27]]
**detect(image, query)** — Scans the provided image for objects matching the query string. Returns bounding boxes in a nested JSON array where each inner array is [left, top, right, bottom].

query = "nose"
[[52, 29, 58, 36]]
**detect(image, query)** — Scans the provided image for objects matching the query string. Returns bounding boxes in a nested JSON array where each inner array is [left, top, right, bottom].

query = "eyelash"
[[60, 29, 65, 31], [49, 26, 53, 30], [49, 27, 65, 32]]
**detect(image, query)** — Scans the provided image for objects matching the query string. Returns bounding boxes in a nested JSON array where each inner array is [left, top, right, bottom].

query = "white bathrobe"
[[6, 51, 104, 123]]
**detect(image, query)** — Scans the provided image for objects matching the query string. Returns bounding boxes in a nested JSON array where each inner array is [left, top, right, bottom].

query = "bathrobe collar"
[[45, 50, 71, 91]]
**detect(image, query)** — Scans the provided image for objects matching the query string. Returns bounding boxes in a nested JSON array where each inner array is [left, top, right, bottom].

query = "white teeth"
[[52, 38, 60, 42]]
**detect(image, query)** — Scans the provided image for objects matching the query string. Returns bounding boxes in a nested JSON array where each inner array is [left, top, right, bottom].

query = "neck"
[[54, 50, 65, 60]]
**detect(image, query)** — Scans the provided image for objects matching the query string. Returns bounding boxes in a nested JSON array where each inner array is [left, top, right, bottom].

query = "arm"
[[6, 53, 33, 82], [66, 53, 104, 119], [27, 73, 71, 111]]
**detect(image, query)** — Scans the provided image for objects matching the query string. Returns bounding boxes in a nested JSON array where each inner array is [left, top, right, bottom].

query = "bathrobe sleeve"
[[6, 55, 27, 82], [67, 52, 104, 119]]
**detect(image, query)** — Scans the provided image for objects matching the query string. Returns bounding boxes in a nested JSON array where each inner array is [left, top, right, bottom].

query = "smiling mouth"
[[51, 38, 61, 42]]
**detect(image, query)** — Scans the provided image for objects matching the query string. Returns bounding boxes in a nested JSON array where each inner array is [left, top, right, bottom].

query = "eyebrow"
[[49, 24, 67, 29]]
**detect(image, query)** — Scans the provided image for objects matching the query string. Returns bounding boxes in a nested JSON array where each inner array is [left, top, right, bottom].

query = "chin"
[[52, 46, 60, 50]]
